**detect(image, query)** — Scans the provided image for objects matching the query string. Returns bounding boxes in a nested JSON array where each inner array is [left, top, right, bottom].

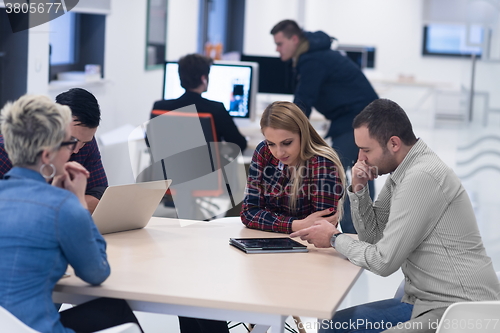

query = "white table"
[[54, 217, 363, 332]]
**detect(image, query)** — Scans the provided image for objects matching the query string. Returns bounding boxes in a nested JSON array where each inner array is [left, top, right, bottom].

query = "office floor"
[[143, 108, 500, 332]]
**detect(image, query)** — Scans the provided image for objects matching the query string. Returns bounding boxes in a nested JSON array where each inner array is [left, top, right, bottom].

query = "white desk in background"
[[54, 217, 363, 333]]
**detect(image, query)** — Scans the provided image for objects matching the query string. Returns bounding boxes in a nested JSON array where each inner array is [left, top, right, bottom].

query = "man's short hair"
[[55, 88, 101, 128], [270, 19, 304, 39], [353, 99, 418, 148], [178, 53, 213, 90]]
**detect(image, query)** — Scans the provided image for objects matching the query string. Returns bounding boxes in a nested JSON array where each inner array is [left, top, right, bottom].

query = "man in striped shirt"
[[292, 99, 500, 332], [0, 88, 107, 213]]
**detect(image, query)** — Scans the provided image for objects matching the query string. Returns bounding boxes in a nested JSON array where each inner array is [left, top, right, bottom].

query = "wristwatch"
[[330, 232, 342, 248]]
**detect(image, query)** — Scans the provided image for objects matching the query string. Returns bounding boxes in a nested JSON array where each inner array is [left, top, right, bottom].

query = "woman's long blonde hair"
[[260, 101, 346, 219]]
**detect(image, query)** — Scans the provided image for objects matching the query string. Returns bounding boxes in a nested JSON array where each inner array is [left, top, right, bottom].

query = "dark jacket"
[[152, 91, 247, 153], [294, 31, 379, 138]]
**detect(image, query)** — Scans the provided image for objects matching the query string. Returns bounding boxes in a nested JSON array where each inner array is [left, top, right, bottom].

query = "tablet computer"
[[229, 237, 308, 254]]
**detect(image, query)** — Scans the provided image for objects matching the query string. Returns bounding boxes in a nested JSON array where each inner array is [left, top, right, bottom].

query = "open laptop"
[[92, 180, 171, 234]]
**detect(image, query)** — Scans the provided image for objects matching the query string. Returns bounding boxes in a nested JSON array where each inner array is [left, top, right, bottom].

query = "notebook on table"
[[92, 180, 171, 234], [229, 237, 308, 254]]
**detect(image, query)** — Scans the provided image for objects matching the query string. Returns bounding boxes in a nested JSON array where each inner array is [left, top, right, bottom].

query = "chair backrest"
[[394, 278, 405, 299], [146, 110, 223, 196], [0, 306, 40, 333], [436, 301, 500, 333], [144, 108, 228, 219], [150, 109, 218, 144]]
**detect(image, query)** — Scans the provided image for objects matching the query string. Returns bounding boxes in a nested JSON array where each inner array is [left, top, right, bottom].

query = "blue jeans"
[[331, 130, 375, 234], [318, 298, 413, 333]]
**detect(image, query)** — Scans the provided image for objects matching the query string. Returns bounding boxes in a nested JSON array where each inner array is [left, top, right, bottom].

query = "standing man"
[[291, 99, 500, 333], [0, 88, 107, 213], [271, 19, 378, 233]]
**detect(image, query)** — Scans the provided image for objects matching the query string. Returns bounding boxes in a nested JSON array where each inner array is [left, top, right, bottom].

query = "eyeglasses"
[[59, 137, 78, 151]]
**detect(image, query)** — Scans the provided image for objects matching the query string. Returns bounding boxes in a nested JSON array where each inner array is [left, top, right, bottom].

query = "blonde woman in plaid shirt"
[[241, 101, 346, 233]]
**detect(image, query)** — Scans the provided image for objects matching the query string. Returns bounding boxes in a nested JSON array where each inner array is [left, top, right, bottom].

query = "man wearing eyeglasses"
[[0, 88, 107, 213]]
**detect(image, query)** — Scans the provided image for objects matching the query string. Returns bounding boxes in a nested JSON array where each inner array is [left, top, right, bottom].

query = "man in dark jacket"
[[271, 19, 378, 233]]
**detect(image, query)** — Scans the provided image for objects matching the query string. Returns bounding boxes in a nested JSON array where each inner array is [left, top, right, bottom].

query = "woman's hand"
[[291, 208, 339, 232], [52, 162, 89, 209]]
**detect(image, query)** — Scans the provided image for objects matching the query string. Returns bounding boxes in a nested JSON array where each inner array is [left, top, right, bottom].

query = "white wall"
[[244, 0, 481, 84], [99, 0, 200, 185], [26, 25, 50, 96], [243, 0, 301, 56], [23, 0, 200, 185], [22, 0, 500, 184], [26, 0, 200, 134], [243, 0, 500, 127], [101, 0, 200, 134]]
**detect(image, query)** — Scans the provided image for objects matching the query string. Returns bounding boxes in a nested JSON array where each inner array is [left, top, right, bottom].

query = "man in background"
[[271, 19, 378, 233], [0, 88, 107, 213], [152, 53, 247, 153]]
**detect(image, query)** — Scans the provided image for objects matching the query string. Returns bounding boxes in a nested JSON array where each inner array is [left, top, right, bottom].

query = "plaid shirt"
[[241, 141, 343, 234], [0, 135, 108, 198]]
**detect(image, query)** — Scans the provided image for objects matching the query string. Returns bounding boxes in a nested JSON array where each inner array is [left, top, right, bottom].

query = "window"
[[49, 12, 105, 81]]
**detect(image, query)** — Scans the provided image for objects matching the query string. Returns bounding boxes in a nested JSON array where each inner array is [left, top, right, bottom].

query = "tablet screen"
[[230, 237, 308, 253]]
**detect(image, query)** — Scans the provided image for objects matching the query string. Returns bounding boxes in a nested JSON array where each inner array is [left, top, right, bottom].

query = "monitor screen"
[[162, 61, 258, 119], [422, 24, 484, 57], [336, 45, 376, 69], [240, 54, 294, 94]]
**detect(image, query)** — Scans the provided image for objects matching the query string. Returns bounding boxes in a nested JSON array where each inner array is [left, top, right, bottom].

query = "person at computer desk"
[[151, 53, 247, 154], [0, 95, 143, 333], [270, 19, 379, 234], [0, 88, 108, 213], [241, 101, 346, 233]]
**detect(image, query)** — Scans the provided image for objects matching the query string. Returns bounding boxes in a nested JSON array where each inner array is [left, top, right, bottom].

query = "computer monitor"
[[240, 54, 294, 95], [336, 45, 376, 69], [162, 60, 258, 121], [422, 24, 484, 57]]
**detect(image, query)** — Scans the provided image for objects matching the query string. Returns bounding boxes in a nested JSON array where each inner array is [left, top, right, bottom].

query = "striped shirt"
[[337, 139, 500, 318], [241, 141, 343, 233]]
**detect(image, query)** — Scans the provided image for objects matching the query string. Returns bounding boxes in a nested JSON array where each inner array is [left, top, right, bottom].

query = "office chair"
[[395, 271, 500, 333], [0, 306, 141, 333], [143, 108, 242, 220], [436, 271, 500, 333], [435, 301, 500, 333]]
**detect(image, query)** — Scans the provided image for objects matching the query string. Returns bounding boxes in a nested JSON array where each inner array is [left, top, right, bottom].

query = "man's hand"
[[291, 208, 339, 232], [290, 220, 339, 248], [85, 195, 99, 214], [351, 160, 377, 193]]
